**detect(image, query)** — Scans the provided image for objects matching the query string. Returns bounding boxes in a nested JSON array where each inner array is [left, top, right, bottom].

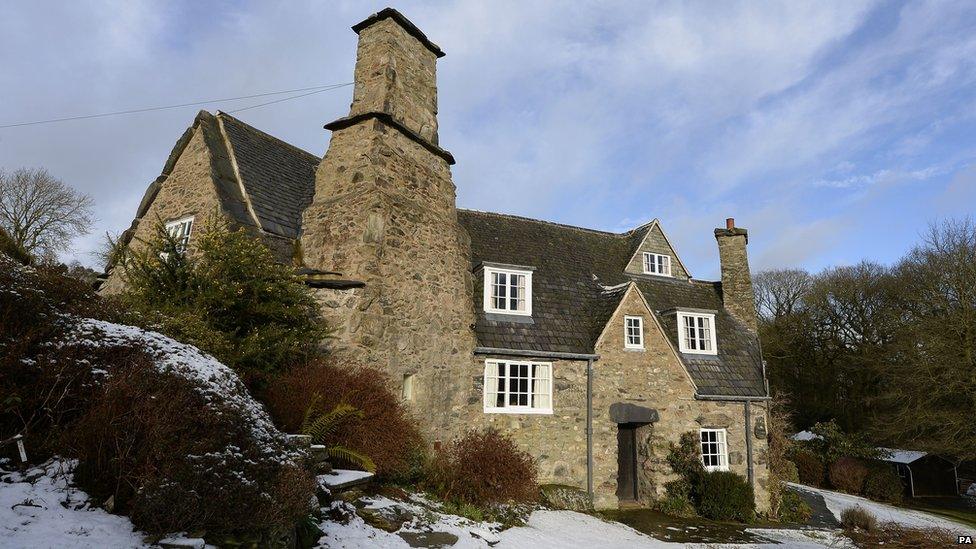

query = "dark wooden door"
[[617, 424, 638, 502]]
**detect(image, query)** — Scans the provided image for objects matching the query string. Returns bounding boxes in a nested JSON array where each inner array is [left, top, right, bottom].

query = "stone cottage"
[[103, 8, 771, 511]]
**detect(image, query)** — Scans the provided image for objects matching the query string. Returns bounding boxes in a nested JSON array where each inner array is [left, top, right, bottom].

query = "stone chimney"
[[347, 8, 444, 145], [714, 218, 758, 332], [300, 8, 475, 438]]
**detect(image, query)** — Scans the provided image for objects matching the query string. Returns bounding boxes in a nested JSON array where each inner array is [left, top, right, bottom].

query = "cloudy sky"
[[2, 0, 974, 278]]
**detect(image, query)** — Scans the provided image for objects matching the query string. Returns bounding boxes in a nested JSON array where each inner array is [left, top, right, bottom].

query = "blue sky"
[[1, 0, 974, 279]]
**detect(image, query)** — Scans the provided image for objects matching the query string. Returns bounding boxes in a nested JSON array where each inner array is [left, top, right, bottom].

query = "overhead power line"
[[0, 82, 354, 129]]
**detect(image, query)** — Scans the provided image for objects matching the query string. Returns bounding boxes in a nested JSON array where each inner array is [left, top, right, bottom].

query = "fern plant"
[[301, 398, 376, 472]]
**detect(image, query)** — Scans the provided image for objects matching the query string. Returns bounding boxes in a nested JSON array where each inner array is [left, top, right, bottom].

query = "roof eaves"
[[456, 209, 624, 237]]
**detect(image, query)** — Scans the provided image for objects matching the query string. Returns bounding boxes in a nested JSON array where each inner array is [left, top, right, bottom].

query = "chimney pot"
[[726, 218, 735, 230]]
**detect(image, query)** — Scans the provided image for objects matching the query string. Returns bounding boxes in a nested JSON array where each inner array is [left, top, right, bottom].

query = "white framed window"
[[677, 312, 717, 355], [165, 216, 194, 253], [483, 360, 552, 414], [642, 252, 672, 276], [700, 428, 729, 471], [624, 316, 644, 349], [483, 266, 533, 316]]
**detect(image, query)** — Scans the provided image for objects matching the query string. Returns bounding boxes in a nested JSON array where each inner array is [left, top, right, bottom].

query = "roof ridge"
[[457, 208, 626, 237], [215, 111, 320, 162]]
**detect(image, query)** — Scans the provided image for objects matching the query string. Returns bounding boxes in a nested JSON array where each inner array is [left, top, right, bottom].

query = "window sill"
[[624, 347, 645, 352], [484, 308, 532, 317], [484, 312, 534, 324], [703, 465, 730, 472], [641, 272, 673, 278], [483, 407, 553, 415], [679, 349, 719, 356]]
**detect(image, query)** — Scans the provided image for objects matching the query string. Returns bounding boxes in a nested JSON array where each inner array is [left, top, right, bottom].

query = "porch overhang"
[[609, 403, 659, 425]]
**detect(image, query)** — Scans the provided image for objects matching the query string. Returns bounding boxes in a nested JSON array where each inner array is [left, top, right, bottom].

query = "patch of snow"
[[0, 458, 148, 548], [497, 510, 672, 548], [877, 447, 927, 464], [597, 281, 630, 294], [319, 469, 374, 488], [318, 502, 407, 548], [745, 528, 854, 548], [158, 533, 206, 548], [967, 483, 976, 497], [789, 483, 976, 535], [791, 430, 821, 441]]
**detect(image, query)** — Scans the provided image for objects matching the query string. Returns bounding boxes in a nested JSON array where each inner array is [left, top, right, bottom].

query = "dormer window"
[[483, 265, 533, 316], [165, 216, 194, 253], [642, 252, 671, 276], [677, 311, 717, 355]]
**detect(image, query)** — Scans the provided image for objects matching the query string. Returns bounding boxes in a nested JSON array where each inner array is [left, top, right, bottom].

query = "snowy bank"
[[789, 482, 976, 535], [63, 318, 299, 464], [0, 459, 148, 548]]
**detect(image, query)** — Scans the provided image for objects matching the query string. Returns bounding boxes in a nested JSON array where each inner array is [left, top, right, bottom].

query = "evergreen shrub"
[[863, 464, 903, 503], [696, 471, 756, 522]]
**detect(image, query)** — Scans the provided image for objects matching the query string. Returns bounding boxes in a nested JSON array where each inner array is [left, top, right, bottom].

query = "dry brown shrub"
[[845, 521, 959, 548], [0, 257, 125, 455], [840, 506, 877, 532], [424, 428, 538, 507], [792, 448, 825, 487], [65, 358, 314, 540], [830, 456, 869, 494], [263, 358, 425, 480]]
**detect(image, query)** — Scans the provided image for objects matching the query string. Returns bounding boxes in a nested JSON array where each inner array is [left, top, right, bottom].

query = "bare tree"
[[0, 167, 94, 261], [879, 218, 976, 459], [753, 268, 812, 321]]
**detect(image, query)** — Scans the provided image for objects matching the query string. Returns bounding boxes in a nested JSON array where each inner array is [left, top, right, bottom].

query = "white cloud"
[[0, 0, 973, 275]]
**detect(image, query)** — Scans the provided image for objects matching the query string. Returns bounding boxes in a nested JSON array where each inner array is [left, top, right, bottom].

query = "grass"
[[900, 502, 976, 530]]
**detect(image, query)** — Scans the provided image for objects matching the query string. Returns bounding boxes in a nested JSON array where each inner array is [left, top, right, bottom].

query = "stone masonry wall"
[[625, 224, 690, 280], [459, 355, 591, 485], [459, 285, 770, 512], [101, 127, 225, 294]]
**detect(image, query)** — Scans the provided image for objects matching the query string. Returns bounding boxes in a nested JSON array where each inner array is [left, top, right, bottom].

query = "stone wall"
[[101, 126, 226, 294], [625, 223, 690, 280], [458, 355, 591, 485]]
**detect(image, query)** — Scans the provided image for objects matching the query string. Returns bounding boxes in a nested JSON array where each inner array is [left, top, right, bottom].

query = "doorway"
[[617, 423, 639, 502]]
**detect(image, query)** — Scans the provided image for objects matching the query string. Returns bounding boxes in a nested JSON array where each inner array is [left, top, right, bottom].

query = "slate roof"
[[637, 276, 766, 397], [458, 210, 645, 355], [458, 209, 767, 398], [217, 113, 319, 238]]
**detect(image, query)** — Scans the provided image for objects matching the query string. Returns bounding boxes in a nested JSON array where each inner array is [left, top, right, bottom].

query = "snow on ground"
[[496, 510, 672, 548], [789, 482, 976, 535], [318, 493, 850, 549], [319, 469, 374, 488], [0, 459, 148, 549], [0, 466, 851, 549]]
